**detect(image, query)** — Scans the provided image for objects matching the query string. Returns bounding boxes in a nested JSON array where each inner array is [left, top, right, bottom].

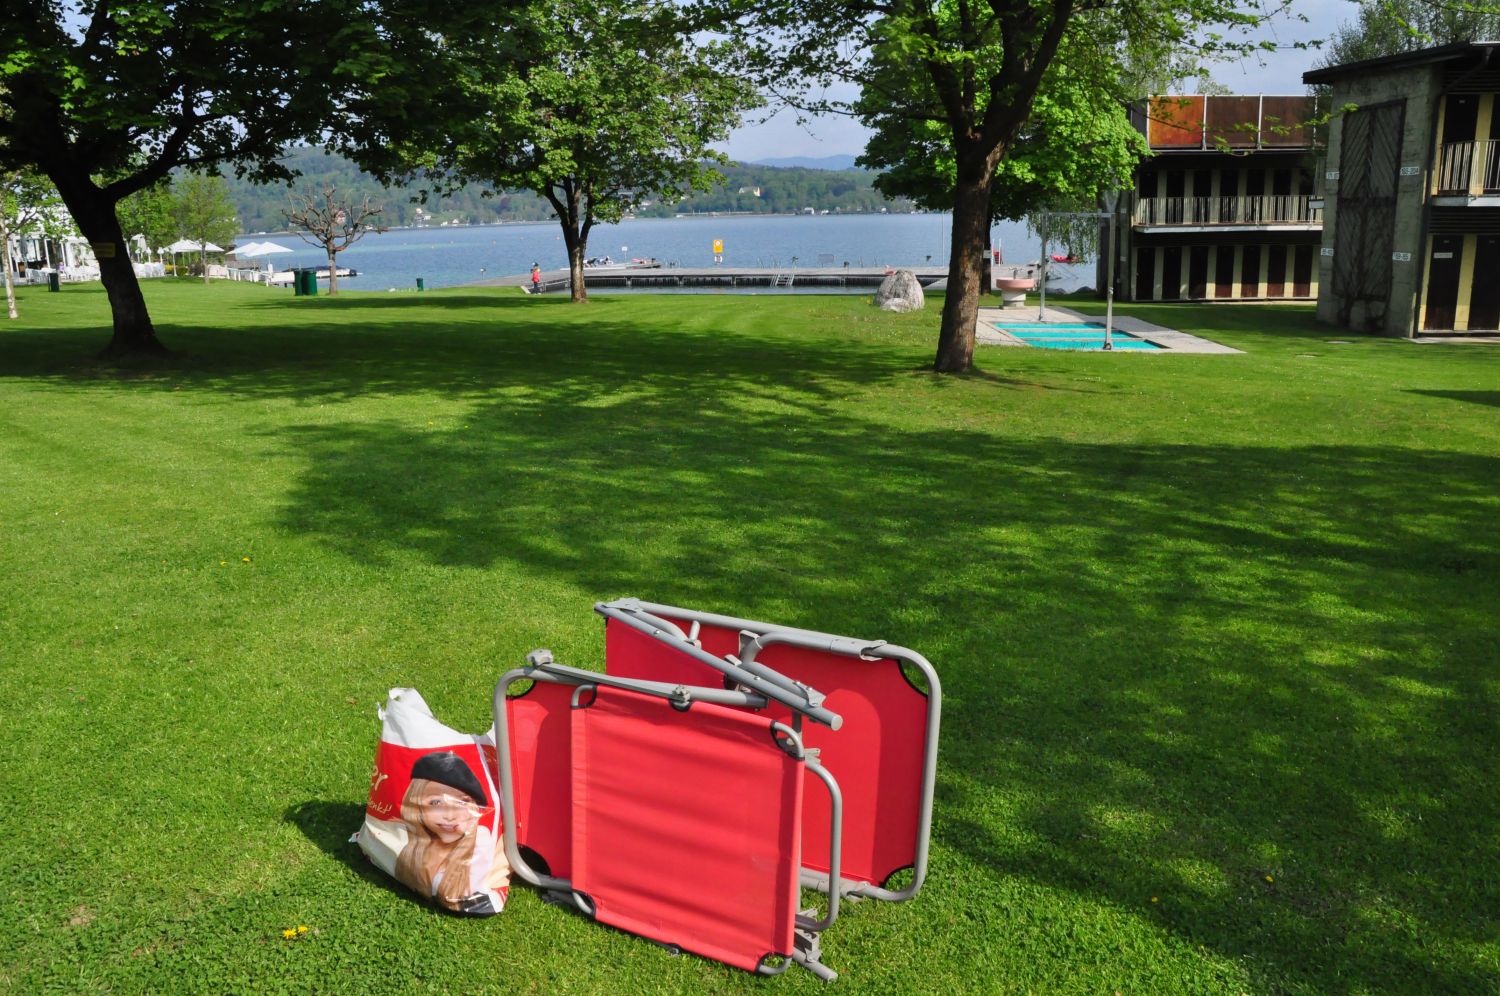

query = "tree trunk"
[[327, 249, 339, 295], [201, 248, 210, 284], [545, 182, 588, 303], [935, 168, 995, 373], [3, 238, 17, 320], [568, 236, 588, 303], [53, 178, 165, 357]]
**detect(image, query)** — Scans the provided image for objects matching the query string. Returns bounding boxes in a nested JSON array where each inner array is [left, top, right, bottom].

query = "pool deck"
[[977, 304, 1242, 354]]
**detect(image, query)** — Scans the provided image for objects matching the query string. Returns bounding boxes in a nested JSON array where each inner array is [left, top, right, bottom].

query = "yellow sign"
[[712, 239, 723, 254], [91, 242, 116, 259]]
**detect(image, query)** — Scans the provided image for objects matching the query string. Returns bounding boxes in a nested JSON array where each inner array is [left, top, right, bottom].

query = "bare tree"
[[283, 185, 386, 295]]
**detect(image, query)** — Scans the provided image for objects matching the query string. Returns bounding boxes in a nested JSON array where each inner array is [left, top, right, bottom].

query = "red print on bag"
[[367, 741, 498, 835]]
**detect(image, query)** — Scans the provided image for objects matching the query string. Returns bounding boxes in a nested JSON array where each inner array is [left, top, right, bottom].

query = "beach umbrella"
[[235, 240, 295, 276], [164, 238, 200, 274]]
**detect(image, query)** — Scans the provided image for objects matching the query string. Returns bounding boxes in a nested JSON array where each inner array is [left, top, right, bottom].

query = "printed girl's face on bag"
[[419, 790, 479, 844]]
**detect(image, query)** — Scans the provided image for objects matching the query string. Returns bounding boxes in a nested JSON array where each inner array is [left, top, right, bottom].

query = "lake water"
[[237, 214, 1088, 292]]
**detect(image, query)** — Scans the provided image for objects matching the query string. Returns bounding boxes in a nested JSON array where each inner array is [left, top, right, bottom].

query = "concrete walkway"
[[1412, 334, 1500, 344], [977, 304, 1242, 353]]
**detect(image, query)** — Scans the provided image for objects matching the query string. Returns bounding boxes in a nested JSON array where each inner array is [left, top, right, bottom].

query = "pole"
[[1038, 222, 1048, 321], [1104, 203, 1115, 350]]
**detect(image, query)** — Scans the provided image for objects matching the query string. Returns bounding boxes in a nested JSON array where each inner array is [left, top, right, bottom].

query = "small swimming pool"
[[992, 322, 1161, 351]]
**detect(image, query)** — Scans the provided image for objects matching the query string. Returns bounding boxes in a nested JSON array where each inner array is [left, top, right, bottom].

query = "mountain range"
[[749, 155, 861, 171], [220, 148, 908, 232]]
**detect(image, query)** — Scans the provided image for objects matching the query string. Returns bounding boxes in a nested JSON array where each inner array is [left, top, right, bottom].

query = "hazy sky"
[[721, 0, 1351, 161]]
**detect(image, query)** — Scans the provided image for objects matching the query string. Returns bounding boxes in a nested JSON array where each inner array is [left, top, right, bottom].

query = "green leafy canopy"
[[440, 0, 759, 298], [858, 29, 1148, 221]]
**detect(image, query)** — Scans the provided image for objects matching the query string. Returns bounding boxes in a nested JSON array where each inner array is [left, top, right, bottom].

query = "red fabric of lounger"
[[503, 679, 575, 878], [570, 686, 803, 972], [603, 616, 722, 686]]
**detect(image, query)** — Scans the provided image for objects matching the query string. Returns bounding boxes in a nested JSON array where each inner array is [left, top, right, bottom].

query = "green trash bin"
[[48, 272, 61, 292], [292, 269, 304, 296], [299, 270, 318, 297], [416, 277, 425, 291]]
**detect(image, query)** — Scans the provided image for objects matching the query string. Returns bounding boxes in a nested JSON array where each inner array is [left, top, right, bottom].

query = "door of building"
[[1188, 246, 1209, 298], [1469, 235, 1500, 330], [1333, 101, 1404, 330], [1161, 246, 1183, 300], [1423, 236, 1464, 330]]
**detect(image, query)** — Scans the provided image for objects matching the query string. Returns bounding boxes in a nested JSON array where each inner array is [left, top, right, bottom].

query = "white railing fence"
[[1434, 140, 1500, 195], [1133, 194, 1322, 226]]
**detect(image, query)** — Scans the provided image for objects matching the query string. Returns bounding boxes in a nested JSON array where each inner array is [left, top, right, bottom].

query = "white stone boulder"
[[875, 269, 925, 312]]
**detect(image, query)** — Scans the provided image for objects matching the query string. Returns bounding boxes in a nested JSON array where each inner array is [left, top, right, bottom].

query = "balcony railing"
[[1132, 195, 1323, 227], [1434, 140, 1500, 196]]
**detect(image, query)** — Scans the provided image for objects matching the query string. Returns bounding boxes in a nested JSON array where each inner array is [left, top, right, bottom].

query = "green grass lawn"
[[2, 280, 1497, 993]]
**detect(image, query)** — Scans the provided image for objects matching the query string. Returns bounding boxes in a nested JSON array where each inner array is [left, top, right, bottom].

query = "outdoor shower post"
[[1038, 227, 1048, 321], [1103, 188, 1119, 351]]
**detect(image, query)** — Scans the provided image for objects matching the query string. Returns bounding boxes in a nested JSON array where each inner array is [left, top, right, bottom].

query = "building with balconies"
[[1111, 95, 1324, 303], [1304, 42, 1500, 335]]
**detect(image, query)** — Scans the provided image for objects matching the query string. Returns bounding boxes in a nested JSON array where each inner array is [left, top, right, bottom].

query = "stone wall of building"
[[1317, 66, 1444, 336]]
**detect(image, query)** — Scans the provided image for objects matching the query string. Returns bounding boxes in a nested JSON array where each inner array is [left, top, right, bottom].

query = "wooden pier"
[[471, 265, 950, 294]]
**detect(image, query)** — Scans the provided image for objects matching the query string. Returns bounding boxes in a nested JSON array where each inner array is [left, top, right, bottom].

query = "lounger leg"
[[793, 929, 838, 982]]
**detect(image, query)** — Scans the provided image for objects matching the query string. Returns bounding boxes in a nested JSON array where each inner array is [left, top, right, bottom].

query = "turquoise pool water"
[[992, 322, 1161, 351]]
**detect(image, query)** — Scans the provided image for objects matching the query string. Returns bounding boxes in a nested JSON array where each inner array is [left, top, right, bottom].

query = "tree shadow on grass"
[[263, 362, 1499, 991], [1408, 389, 1500, 408], [242, 292, 541, 312], [0, 308, 1053, 402]]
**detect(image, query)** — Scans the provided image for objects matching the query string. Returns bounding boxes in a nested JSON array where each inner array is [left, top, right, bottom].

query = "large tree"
[[0, 1, 493, 357], [713, 0, 1271, 372], [448, 0, 758, 301], [858, 33, 1147, 227]]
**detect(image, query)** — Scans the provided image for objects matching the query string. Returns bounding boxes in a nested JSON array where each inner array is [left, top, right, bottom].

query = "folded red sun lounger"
[[488, 596, 939, 982]]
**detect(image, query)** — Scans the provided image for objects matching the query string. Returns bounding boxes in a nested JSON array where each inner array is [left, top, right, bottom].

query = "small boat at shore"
[[585, 255, 662, 270]]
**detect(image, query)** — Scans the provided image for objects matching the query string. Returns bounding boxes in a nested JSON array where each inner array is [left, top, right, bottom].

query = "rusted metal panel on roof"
[[1147, 96, 1205, 148], [1260, 96, 1318, 147], [1206, 96, 1263, 147]]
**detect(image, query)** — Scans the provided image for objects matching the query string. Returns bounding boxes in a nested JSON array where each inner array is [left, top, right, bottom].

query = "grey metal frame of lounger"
[[596, 597, 941, 905], [492, 653, 847, 980]]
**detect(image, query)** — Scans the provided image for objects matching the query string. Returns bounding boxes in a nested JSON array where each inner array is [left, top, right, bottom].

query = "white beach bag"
[[352, 688, 510, 914]]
